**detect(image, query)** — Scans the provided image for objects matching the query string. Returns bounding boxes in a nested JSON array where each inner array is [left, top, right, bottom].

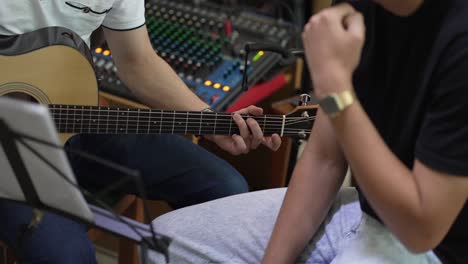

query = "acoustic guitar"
[[0, 27, 316, 143]]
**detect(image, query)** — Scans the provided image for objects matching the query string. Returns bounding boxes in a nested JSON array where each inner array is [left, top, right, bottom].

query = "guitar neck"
[[48, 105, 290, 136]]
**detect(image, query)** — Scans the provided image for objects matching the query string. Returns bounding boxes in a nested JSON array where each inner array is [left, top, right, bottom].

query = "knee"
[[19, 222, 96, 263], [208, 165, 249, 196]]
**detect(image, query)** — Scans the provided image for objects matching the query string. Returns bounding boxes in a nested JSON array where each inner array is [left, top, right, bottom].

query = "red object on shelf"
[[226, 73, 287, 112], [225, 19, 232, 36]]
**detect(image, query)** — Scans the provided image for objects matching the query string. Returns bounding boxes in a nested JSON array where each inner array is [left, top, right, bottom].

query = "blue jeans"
[[148, 188, 441, 264], [0, 134, 248, 263]]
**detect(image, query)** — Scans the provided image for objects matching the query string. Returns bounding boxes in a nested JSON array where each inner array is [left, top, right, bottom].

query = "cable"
[[12, 131, 171, 262], [273, 0, 301, 47]]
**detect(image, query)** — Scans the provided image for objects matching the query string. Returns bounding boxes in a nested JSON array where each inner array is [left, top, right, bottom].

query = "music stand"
[[0, 97, 169, 261]]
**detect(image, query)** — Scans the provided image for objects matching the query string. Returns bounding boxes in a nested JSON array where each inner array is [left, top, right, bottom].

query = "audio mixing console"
[[93, 0, 297, 110]]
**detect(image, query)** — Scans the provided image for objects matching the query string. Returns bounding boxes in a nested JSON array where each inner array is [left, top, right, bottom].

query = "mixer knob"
[[208, 20, 215, 29], [207, 61, 215, 70], [96, 59, 106, 68], [104, 61, 113, 71], [217, 23, 224, 33], [239, 65, 245, 73]]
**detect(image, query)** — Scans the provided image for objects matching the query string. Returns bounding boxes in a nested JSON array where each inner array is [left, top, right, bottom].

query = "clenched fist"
[[302, 3, 366, 99]]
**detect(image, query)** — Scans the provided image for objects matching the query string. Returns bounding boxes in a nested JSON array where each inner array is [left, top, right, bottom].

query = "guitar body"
[[0, 27, 98, 143]]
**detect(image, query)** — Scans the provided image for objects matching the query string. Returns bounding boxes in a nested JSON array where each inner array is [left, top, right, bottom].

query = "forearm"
[[263, 144, 346, 263], [117, 52, 208, 111], [330, 88, 430, 250]]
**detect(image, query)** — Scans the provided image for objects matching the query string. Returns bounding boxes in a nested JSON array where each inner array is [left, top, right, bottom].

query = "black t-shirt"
[[339, 0, 468, 263]]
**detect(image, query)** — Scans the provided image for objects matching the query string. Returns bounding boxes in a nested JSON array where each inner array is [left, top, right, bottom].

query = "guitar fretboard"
[[48, 105, 309, 137]]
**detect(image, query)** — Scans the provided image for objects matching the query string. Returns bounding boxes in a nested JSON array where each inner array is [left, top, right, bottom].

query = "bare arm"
[[303, 3, 468, 253], [333, 100, 468, 252], [262, 110, 348, 264], [103, 26, 208, 111]]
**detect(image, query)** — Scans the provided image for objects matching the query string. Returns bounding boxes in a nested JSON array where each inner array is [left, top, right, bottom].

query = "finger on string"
[[246, 118, 263, 149], [233, 113, 250, 142], [247, 105, 263, 116], [271, 134, 282, 151], [232, 134, 248, 154], [263, 134, 282, 151]]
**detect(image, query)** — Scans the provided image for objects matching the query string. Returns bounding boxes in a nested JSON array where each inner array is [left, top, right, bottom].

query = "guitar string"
[[49, 116, 315, 125], [48, 112, 315, 125], [49, 118, 315, 130], [53, 129, 311, 135], [50, 115, 315, 128], [48, 106, 315, 121], [49, 106, 315, 135]]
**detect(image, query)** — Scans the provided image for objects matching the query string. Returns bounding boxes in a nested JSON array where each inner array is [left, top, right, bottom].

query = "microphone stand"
[[241, 42, 304, 91]]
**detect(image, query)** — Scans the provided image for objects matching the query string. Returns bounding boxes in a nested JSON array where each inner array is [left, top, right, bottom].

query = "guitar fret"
[[56, 106, 61, 132], [171, 111, 176, 134], [147, 109, 151, 134], [87, 105, 93, 134], [97, 106, 100, 134], [211, 112, 216, 134], [185, 112, 189, 135], [159, 110, 163, 134], [126, 108, 129, 134], [263, 115, 267, 133], [136, 109, 140, 134], [115, 108, 119, 134], [199, 111, 203, 135], [65, 105, 68, 133], [72, 106, 77, 132], [106, 107, 110, 134], [228, 114, 232, 135]]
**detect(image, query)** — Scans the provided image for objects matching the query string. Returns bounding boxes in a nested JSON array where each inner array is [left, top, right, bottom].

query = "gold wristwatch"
[[319, 89, 356, 118]]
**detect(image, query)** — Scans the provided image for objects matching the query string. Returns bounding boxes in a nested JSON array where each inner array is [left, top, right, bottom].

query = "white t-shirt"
[[0, 0, 146, 47]]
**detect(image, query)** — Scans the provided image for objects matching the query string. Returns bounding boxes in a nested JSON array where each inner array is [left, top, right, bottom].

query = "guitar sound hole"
[[4, 92, 38, 103]]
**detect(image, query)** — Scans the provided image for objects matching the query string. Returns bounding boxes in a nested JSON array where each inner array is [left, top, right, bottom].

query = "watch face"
[[319, 96, 339, 115]]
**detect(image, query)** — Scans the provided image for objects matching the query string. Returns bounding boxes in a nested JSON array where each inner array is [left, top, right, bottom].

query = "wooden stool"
[[88, 195, 144, 264]]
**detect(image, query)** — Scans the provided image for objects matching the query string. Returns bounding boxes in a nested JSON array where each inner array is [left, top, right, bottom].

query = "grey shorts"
[[146, 188, 441, 264]]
